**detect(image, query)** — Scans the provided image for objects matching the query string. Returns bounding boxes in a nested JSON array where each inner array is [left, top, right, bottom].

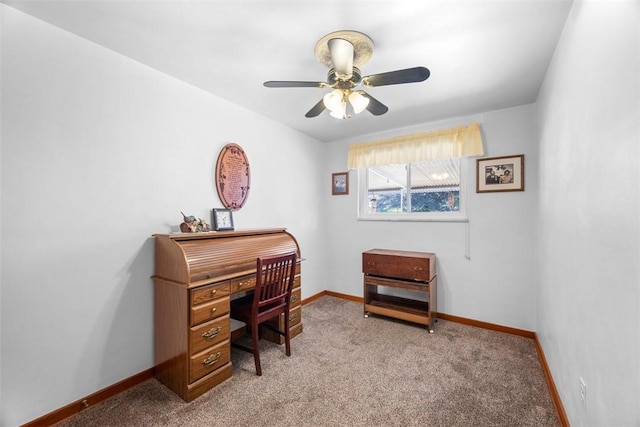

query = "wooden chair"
[[230, 252, 298, 376]]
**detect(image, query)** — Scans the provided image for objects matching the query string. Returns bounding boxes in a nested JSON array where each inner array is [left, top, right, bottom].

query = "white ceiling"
[[2, 0, 573, 142]]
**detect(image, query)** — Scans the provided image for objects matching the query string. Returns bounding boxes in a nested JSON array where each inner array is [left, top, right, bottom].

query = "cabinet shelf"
[[365, 293, 433, 326], [362, 249, 437, 333]]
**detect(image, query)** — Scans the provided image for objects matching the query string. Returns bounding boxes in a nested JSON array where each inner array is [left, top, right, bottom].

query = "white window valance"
[[347, 123, 484, 169]]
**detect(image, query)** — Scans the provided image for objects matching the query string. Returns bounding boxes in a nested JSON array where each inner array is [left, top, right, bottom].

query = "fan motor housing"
[[328, 67, 361, 88]]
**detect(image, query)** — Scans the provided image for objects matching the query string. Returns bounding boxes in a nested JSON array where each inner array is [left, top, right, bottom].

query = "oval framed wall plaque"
[[215, 143, 250, 210]]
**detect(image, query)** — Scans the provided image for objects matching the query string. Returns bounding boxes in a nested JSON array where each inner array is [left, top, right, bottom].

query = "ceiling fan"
[[264, 30, 430, 120]]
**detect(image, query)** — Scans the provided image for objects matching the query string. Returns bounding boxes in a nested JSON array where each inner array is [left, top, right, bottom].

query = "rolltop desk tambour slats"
[[152, 228, 302, 402]]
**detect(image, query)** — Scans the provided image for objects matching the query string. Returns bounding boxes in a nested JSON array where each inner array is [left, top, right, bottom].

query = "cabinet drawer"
[[290, 286, 301, 307], [363, 250, 435, 282], [189, 341, 230, 383], [190, 315, 230, 355], [231, 274, 256, 293], [191, 297, 230, 326], [191, 282, 230, 306]]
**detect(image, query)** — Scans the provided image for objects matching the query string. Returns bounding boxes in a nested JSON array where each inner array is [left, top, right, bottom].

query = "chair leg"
[[284, 309, 291, 357], [251, 321, 262, 376]]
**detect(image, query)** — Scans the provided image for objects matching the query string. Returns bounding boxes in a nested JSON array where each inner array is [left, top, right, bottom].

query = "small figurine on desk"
[[180, 212, 211, 233]]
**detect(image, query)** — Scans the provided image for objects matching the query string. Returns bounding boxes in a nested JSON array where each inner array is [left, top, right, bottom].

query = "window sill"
[[357, 213, 469, 223]]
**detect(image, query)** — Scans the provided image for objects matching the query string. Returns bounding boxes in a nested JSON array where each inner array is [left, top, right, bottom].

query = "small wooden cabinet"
[[153, 229, 302, 401], [362, 249, 437, 333]]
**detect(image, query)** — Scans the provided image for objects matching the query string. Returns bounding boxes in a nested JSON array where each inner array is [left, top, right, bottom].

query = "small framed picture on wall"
[[476, 154, 525, 193], [332, 172, 349, 195]]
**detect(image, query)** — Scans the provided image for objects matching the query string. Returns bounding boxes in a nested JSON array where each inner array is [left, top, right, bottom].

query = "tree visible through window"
[[362, 158, 462, 218]]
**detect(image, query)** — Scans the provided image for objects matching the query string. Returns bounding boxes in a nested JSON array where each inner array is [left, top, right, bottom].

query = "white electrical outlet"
[[579, 377, 587, 411]]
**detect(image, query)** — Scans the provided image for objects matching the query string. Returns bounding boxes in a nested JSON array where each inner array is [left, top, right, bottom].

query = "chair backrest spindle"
[[252, 252, 297, 317]]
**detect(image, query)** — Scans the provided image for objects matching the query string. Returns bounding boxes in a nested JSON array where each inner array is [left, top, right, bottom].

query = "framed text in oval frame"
[[215, 143, 251, 210]]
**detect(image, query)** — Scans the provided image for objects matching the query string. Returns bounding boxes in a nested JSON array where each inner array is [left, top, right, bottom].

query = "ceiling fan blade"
[[361, 92, 389, 116], [305, 98, 326, 118], [361, 66, 430, 87], [264, 81, 327, 88], [328, 38, 354, 79]]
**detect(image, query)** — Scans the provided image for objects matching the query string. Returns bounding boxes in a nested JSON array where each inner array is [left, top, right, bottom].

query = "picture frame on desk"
[[212, 208, 234, 231]]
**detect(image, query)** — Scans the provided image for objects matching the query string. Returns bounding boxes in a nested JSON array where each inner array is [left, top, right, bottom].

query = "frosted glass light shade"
[[330, 109, 345, 119], [348, 91, 370, 114], [329, 99, 347, 119], [323, 89, 344, 111]]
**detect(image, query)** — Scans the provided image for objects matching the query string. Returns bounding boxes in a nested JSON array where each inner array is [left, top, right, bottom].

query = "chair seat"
[[231, 297, 286, 322]]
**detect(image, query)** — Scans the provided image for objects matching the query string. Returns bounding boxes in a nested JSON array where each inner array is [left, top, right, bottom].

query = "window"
[[358, 158, 468, 221], [348, 123, 482, 222]]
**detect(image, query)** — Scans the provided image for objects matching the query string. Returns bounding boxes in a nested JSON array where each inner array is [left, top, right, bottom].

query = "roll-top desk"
[[153, 228, 302, 401], [362, 249, 437, 333]]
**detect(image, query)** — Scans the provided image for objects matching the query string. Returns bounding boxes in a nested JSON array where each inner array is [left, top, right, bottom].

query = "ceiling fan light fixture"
[[349, 90, 369, 114], [323, 89, 367, 119], [323, 89, 344, 111], [430, 173, 450, 180], [329, 102, 347, 119], [266, 30, 430, 120]]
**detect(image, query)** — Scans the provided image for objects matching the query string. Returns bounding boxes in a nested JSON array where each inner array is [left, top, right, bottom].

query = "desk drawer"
[[231, 272, 300, 295], [191, 282, 230, 305], [289, 305, 302, 327], [262, 305, 302, 344], [290, 287, 301, 307], [231, 275, 256, 293], [189, 341, 230, 383], [191, 297, 230, 326], [268, 305, 301, 328], [190, 315, 230, 355]]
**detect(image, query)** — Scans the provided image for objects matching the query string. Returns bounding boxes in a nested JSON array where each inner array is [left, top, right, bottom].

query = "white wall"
[[536, 0, 640, 425], [0, 5, 326, 425], [324, 104, 539, 331]]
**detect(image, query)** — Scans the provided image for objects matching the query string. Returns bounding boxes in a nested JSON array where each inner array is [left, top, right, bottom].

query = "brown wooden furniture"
[[362, 249, 437, 333], [152, 229, 302, 402], [230, 252, 297, 376]]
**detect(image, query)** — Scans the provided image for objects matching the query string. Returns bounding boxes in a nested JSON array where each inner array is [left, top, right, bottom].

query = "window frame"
[[356, 158, 469, 223]]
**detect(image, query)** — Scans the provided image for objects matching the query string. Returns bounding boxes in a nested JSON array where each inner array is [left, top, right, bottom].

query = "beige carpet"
[[57, 296, 559, 426]]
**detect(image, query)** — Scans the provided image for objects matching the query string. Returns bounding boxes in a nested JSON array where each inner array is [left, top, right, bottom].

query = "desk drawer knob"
[[211, 307, 217, 314], [210, 289, 217, 297], [202, 326, 222, 339], [202, 352, 221, 367]]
